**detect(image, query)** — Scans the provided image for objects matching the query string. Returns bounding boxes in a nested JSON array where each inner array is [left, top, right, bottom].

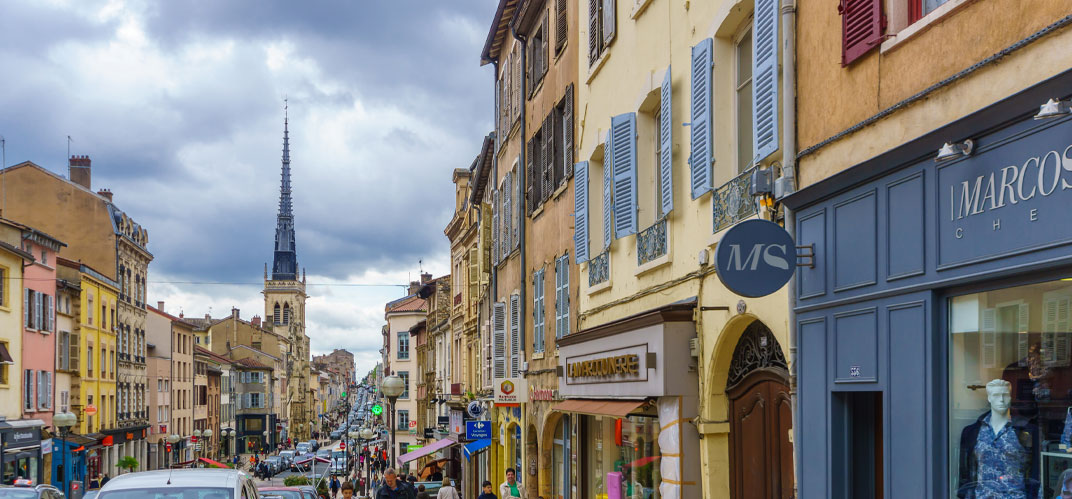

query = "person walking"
[[436, 478, 460, 499], [100, 474, 110, 487], [477, 481, 497, 499], [340, 482, 355, 499], [499, 469, 527, 499], [415, 485, 431, 499], [374, 468, 413, 499], [331, 476, 341, 499]]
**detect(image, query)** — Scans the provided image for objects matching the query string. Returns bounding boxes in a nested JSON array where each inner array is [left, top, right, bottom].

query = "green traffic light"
[[371, 404, 383, 415]]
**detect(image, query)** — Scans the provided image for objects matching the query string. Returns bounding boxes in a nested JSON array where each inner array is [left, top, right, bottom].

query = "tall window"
[[23, 369, 33, 411], [283, 303, 291, 325], [273, 304, 281, 325], [735, 24, 754, 173], [87, 345, 94, 375], [0, 268, 5, 307], [398, 410, 409, 429], [587, 0, 616, 66], [397, 331, 410, 360], [555, 254, 571, 339], [87, 295, 94, 325], [398, 371, 409, 399]]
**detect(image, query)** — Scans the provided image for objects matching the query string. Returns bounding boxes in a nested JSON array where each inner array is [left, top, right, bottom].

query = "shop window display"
[[581, 415, 661, 499], [950, 280, 1072, 498]]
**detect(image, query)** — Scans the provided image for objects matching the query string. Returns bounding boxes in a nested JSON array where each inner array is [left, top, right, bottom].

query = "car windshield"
[[260, 492, 303, 499], [99, 487, 233, 499], [0, 489, 39, 499]]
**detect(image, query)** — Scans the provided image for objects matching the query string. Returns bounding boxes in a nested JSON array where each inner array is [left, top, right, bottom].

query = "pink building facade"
[[20, 226, 66, 428]]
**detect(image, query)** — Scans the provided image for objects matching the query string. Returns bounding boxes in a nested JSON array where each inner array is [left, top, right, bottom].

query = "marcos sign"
[[715, 219, 795, 297]]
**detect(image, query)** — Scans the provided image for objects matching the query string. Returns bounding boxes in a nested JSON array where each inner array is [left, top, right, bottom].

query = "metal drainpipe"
[[491, 60, 500, 306], [511, 23, 528, 359], [780, 0, 800, 497]]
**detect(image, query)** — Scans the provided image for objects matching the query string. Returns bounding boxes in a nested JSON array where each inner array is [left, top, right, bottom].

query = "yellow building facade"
[[568, 0, 794, 498], [0, 222, 31, 420], [70, 261, 118, 435]]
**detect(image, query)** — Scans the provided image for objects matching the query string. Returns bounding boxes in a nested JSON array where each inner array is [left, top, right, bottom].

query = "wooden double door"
[[728, 369, 794, 499]]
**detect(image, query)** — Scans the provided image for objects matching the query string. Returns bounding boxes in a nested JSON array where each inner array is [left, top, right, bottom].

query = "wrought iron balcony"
[[588, 250, 609, 287], [713, 166, 758, 233], [637, 218, 668, 266]]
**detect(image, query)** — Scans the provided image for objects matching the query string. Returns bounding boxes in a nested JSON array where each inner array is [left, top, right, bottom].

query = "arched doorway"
[[727, 320, 793, 499]]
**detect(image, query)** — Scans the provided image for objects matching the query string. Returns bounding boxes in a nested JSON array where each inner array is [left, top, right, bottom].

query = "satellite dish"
[[467, 400, 484, 419]]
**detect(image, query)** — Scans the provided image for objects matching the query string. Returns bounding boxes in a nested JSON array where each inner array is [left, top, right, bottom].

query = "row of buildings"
[[381, 0, 1072, 498], [0, 113, 353, 492]]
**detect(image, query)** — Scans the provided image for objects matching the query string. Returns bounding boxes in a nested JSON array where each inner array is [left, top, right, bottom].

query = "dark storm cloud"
[[0, 0, 496, 284]]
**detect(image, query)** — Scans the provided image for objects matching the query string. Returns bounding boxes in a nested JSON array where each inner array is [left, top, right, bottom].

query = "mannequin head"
[[986, 379, 1012, 415]]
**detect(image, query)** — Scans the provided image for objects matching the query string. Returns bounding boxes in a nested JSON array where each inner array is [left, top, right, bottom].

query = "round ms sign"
[[715, 219, 795, 298]]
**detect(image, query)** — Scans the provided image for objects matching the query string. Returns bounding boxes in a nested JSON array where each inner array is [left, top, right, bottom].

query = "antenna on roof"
[[419, 259, 423, 273], [1, 134, 5, 217], [66, 135, 73, 179]]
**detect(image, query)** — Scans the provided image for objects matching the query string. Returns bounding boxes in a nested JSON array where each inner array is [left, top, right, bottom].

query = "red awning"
[[550, 399, 646, 418], [198, 457, 229, 469]]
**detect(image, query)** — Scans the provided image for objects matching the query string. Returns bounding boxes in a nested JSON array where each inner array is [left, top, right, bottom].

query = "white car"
[[96, 469, 259, 499]]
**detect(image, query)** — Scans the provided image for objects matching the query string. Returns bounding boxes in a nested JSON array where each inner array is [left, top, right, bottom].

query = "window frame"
[[734, 20, 755, 174]]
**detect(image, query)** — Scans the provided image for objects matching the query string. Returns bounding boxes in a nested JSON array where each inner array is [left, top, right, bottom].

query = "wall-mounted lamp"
[[1034, 98, 1072, 120], [935, 139, 974, 162]]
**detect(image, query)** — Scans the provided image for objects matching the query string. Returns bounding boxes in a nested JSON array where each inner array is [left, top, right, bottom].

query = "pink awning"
[[396, 438, 456, 466]]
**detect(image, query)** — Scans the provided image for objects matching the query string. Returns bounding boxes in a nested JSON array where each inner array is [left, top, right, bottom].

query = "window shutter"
[[24, 289, 30, 328], [46, 372, 52, 409], [514, 45, 523, 120], [492, 302, 506, 378], [541, 15, 550, 79], [563, 85, 575, 178], [70, 332, 79, 371], [574, 161, 590, 263], [35, 292, 43, 330], [532, 270, 542, 353], [543, 114, 554, 201], [492, 189, 500, 265], [527, 138, 537, 214], [601, 0, 615, 45], [840, 0, 885, 66], [603, 135, 614, 247], [659, 66, 674, 215], [37, 371, 45, 410], [690, 38, 714, 198], [561, 255, 570, 337], [588, 0, 601, 65], [47, 295, 54, 332], [503, 173, 510, 258], [509, 293, 521, 377], [753, 0, 780, 162], [556, 0, 568, 51], [610, 112, 638, 238], [513, 165, 521, 249]]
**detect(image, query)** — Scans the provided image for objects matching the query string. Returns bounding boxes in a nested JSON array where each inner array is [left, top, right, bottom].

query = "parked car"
[[294, 486, 317, 499], [295, 442, 312, 455], [264, 456, 284, 475], [257, 487, 304, 499], [278, 450, 296, 470], [95, 469, 258, 499], [329, 430, 341, 440], [0, 484, 65, 499]]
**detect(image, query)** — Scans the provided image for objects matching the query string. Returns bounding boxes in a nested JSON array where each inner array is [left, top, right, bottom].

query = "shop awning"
[[396, 438, 455, 467], [198, 457, 229, 469], [551, 399, 646, 418], [0, 343, 13, 364], [463, 439, 491, 461]]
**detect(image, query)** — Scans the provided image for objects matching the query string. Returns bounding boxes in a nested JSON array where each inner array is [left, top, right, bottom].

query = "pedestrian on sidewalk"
[[415, 485, 430, 499], [330, 476, 341, 499], [340, 482, 354, 499], [499, 469, 526, 499], [477, 481, 497, 499], [435, 478, 459, 499]]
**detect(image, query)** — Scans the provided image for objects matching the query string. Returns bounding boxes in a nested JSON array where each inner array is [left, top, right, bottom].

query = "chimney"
[[68, 155, 92, 190], [205, 313, 211, 321], [408, 280, 421, 295], [421, 272, 432, 284], [97, 188, 113, 202], [232, 307, 240, 319], [157, 301, 165, 311], [252, 315, 261, 327]]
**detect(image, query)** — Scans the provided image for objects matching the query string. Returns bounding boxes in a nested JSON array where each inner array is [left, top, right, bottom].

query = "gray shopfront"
[[784, 70, 1072, 498]]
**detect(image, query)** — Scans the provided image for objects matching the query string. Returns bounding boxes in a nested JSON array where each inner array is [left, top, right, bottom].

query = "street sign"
[[340, 442, 346, 449], [408, 421, 417, 429], [423, 428, 434, 438], [85, 405, 97, 416], [406, 444, 422, 453], [165, 443, 172, 453], [466, 421, 491, 440], [370, 404, 383, 416], [714, 219, 795, 298]]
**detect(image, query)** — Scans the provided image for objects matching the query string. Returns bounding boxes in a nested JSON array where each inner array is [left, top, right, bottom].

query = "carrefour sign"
[[715, 219, 795, 297]]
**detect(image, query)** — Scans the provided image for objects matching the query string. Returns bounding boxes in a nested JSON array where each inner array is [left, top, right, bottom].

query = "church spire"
[[272, 100, 298, 281]]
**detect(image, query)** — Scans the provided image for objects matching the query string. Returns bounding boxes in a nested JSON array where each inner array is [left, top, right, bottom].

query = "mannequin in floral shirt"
[[957, 379, 1040, 498]]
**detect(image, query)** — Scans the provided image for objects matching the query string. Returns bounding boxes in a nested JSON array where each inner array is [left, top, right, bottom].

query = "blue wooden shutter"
[[492, 302, 506, 378], [573, 161, 590, 263], [753, 0, 779, 162], [611, 112, 637, 238], [689, 38, 713, 199], [492, 189, 500, 264], [659, 66, 674, 215], [509, 293, 520, 377], [603, 136, 613, 248]]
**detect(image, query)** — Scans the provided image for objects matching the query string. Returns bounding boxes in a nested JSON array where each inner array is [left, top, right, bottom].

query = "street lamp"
[[380, 375, 404, 470], [54, 411, 77, 496], [193, 430, 202, 464], [167, 434, 181, 467], [359, 427, 375, 496], [262, 430, 269, 454], [203, 429, 213, 459], [220, 429, 231, 458]]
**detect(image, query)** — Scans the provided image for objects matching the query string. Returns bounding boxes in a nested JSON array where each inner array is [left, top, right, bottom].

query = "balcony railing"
[[637, 218, 668, 266], [713, 166, 758, 233], [588, 250, 609, 287]]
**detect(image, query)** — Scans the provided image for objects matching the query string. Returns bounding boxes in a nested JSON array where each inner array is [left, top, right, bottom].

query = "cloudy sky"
[[1, 0, 497, 376]]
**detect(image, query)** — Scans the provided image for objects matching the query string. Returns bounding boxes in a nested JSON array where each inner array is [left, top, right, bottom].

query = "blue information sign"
[[715, 219, 795, 297], [466, 420, 491, 440]]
